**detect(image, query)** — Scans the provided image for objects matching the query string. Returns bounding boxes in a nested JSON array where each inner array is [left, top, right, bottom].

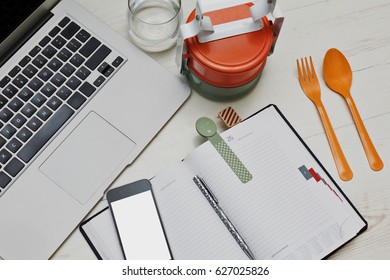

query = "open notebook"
[[80, 104, 367, 260]]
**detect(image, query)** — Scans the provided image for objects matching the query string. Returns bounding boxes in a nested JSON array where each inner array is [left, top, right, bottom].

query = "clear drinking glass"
[[128, 0, 182, 52]]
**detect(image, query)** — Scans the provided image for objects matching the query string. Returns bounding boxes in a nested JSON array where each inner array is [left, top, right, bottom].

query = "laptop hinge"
[[0, 12, 54, 68]]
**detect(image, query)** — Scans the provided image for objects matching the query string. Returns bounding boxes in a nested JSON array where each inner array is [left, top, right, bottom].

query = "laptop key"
[[47, 96, 62, 111], [16, 128, 32, 142], [32, 55, 48, 69], [9, 66, 21, 77], [0, 136, 6, 148], [47, 57, 63, 72], [26, 117, 42, 132], [23, 64, 38, 78], [98, 62, 108, 73], [60, 63, 76, 77], [67, 92, 86, 110], [0, 95, 7, 109], [79, 82, 95, 97], [75, 66, 91, 80], [61, 22, 80, 39], [93, 76, 105, 87], [28, 77, 44, 91], [0, 149, 12, 164], [0, 172, 11, 189], [38, 68, 53, 82], [31, 93, 47, 107], [11, 114, 27, 128], [39, 36, 51, 48], [76, 29, 91, 43], [5, 158, 25, 177], [19, 56, 31, 67], [8, 97, 23, 112], [57, 48, 72, 62], [49, 26, 61, 37], [79, 37, 101, 58], [102, 65, 114, 77], [12, 74, 28, 88], [40, 83, 56, 97], [2, 84, 18, 98], [0, 108, 14, 122], [56, 86, 72, 100], [70, 53, 85, 67], [37, 106, 53, 121], [18, 105, 74, 163], [52, 35, 67, 49], [1, 124, 17, 139], [6, 138, 22, 153], [42, 45, 57, 59], [51, 73, 66, 87], [0, 76, 11, 88], [18, 87, 34, 102], [66, 76, 81, 90], [21, 103, 37, 118], [58, 17, 71, 28], [85, 45, 111, 70], [12, 74, 28, 89], [29, 46, 41, 57], [66, 39, 81, 52], [112, 56, 124, 67]]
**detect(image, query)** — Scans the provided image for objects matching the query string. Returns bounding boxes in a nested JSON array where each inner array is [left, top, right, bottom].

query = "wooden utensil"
[[323, 48, 384, 171], [297, 56, 353, 181]]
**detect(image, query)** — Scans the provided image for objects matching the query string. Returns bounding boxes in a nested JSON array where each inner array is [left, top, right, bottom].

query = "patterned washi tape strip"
[[196, 117, 252, 183]]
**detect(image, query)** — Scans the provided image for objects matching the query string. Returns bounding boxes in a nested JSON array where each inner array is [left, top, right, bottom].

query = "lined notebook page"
[[152, 106, 366, 259], [151, 163, 247, 259]]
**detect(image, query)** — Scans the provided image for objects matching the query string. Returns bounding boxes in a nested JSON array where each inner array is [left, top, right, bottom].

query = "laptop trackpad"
[[40, 112, 136, 204]]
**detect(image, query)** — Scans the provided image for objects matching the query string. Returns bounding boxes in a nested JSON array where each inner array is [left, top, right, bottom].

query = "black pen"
[[193, 175, 255, 260]]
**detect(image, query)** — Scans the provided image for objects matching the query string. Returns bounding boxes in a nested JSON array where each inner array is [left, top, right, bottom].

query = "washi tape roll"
[[218, 107, 241, 128]]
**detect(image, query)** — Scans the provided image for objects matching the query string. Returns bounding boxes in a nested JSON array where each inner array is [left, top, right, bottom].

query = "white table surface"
[[52, 0, 390, 259]]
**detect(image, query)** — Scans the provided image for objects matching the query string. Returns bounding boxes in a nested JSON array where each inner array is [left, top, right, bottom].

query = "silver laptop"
[[0, 0, 190, 259]]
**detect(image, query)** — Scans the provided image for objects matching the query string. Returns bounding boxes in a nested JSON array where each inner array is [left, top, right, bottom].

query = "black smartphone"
[[107, 179, 172, 260]]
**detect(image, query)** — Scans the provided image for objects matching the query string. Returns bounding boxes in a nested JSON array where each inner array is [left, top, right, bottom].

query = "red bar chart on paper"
[[298, 165, 343, 202]]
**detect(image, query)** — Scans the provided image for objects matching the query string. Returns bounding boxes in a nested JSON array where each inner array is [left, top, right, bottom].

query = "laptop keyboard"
[[0, 16, 125, 196]]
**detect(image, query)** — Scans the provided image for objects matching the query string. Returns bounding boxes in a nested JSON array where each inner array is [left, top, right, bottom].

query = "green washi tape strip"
[[196, 117, 252, 183]]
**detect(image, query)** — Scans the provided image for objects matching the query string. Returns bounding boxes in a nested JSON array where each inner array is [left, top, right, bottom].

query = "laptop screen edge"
[[0, 0, 60, 63]]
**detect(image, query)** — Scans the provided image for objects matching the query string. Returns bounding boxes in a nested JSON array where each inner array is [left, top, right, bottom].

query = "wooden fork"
[[297, 56, 353, 181]]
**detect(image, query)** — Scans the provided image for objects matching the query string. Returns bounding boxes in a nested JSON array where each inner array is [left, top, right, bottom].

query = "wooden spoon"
[[323, 48, 383, 171]]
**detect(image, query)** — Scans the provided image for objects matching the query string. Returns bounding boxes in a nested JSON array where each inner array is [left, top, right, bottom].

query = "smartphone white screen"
[[110, 190, 171, 260]]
